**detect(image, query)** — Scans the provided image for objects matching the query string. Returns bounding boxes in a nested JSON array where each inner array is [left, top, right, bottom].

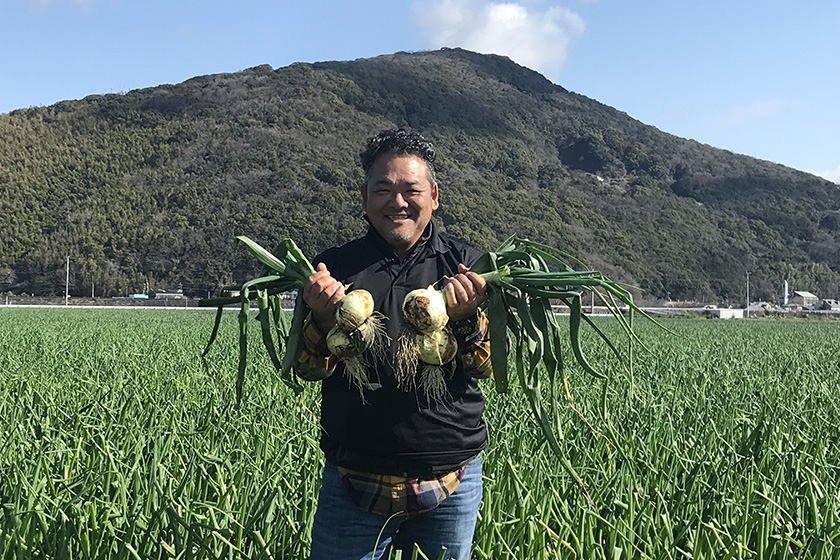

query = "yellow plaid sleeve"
[[455, 310, 493, 380], [296, 314, 336, 381]]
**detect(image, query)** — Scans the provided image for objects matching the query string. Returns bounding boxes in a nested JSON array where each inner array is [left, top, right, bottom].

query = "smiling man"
[[299, 129, 494, 560], [362, 150, 439, 260]]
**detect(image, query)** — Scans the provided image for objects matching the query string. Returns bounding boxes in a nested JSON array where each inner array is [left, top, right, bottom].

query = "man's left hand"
[[445, 263, 487, 322]]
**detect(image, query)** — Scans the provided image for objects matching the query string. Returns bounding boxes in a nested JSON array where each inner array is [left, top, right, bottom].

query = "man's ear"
[[360, 183, 368, 210], [431, 182, 439, 210]]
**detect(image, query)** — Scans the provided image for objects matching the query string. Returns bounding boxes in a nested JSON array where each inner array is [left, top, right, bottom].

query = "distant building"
[[789, 291, 819, 308], [149, 290, 185, 300], [821, 299, 840, 311], [707, 308, 745, 319], [779, 280, 820, 309]]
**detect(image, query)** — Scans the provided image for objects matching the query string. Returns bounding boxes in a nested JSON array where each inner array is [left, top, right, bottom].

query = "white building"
[[789, 291, 819, 308], [707, 308, 745, 319]]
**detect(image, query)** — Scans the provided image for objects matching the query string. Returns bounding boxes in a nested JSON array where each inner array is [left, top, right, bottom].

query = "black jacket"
[[312, 220, 487, 476]]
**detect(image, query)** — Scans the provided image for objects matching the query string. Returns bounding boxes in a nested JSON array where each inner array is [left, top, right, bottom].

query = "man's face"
[[362, 154, 439, 257]]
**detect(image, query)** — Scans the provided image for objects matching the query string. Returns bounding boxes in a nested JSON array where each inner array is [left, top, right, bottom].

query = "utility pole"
[[745, 271, 750, 318], [65, 255, 70, 305]]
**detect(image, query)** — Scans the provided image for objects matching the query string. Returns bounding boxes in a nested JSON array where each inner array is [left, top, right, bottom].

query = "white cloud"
[[816, 165, 840, 184], [414, 0, 585, 80]]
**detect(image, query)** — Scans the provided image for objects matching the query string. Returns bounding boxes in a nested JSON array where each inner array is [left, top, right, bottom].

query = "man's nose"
[[391, 193, 408, 207]]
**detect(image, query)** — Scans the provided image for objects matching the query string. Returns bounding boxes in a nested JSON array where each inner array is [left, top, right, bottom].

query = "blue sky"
[[3, 0, 839, 182]]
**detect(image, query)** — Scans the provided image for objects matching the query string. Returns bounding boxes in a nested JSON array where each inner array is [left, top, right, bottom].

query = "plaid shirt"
[[337, 464, 466, 517]]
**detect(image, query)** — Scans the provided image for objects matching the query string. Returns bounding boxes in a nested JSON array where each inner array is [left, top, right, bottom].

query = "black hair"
[[360, 128, 436, 185]]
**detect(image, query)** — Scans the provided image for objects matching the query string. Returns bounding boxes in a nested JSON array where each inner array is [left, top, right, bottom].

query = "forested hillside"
[[2, 48, 839, 302]]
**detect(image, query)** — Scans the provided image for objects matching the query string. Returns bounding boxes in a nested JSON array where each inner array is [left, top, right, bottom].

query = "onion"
[[356, 316, 377, 348], [335, 289, 375, 331], [326, 325, 366, 358], [403, 287, 448, 333], [416, 328, 458, 365]]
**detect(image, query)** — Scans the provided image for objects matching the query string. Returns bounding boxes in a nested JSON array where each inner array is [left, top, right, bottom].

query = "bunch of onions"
[[199, 237, 389, 403], [389, 236, 664, 491], [396, 286, 459, 401], [326, 288, 387, 395], [200, 235, 393, 403]]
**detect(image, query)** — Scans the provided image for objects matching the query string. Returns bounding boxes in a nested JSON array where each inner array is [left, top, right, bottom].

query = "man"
[[299, 129, 493, 559]]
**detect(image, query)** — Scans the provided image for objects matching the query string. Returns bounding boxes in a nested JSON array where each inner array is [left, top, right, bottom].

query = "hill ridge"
[[1, 48, 838, 302]]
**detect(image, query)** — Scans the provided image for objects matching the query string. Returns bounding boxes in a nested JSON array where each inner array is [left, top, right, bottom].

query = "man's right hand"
[[302, 262, 345, 333]]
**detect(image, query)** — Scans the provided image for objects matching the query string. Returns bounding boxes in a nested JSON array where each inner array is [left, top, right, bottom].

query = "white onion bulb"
[[326, 325, 366, 358], [403, 287, 448, 333], [415, 328, 458, 365], [335, 289, 375, 331]]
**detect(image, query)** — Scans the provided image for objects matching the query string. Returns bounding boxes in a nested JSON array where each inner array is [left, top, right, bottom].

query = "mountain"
[[1, 48, 838, 303]]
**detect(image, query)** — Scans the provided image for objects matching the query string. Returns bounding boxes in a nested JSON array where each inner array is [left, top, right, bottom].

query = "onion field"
[[1, 308, 838, 559]]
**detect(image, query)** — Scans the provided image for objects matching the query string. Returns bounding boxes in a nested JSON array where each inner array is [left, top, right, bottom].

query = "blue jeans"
[[308, 456, 482, 560]]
